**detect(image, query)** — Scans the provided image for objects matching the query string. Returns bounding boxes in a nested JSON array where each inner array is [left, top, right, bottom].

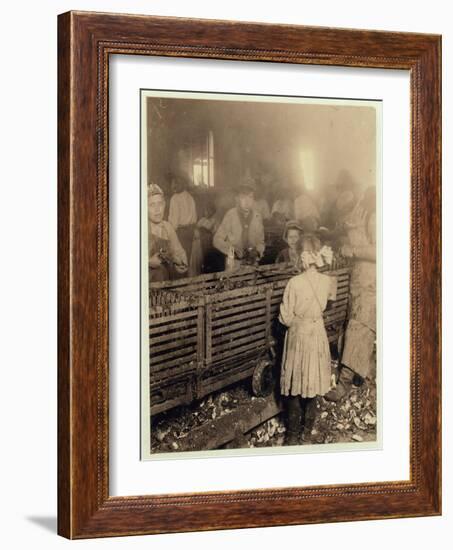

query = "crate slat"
[[212, 294, 266, 312], [150, 334, 198, 355], [324, 310, 349, 324], [212, 315, 267, 336], [213, 301, 267, 322], [150, 344, 197, 365], [213, 340, 268, 363], [149, 308, 198, 326], [325, 297, 349, 309], [150, 352, 197, 373], [212, 331, 267, 357], [211, 283, 271, 303], [149, 326, 197, 344], [212, 307, 267, 328], [149, 316, 198, 336], [212, 322, 267, 344]]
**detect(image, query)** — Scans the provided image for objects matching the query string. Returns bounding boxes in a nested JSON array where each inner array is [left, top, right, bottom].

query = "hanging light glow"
[[300, 150, 315, 190]]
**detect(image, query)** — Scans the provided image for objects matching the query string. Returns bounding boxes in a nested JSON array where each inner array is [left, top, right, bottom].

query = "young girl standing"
[[279, 235, 336, 445]]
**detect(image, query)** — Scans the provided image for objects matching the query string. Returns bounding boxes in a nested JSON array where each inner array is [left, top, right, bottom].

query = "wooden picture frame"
[[58, 10, 441, 538]]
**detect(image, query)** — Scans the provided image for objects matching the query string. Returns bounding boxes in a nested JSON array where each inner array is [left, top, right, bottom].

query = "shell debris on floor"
[[150, 365, 377, 453]]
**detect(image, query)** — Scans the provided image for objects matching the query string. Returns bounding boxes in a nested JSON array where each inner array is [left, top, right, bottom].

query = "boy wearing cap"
[[148, 183, 188, 282], [213, 177, 265, 271]]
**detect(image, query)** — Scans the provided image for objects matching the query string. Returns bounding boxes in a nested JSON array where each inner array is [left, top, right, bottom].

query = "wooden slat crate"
[[149, 297, 204, 415], [149, 259, 352, 415]]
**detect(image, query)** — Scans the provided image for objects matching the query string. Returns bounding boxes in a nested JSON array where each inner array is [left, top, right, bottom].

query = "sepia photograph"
[[141, 90, 381, 459]]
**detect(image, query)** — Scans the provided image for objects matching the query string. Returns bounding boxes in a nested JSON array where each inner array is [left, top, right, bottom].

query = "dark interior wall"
[[146, 96, 377, 202]]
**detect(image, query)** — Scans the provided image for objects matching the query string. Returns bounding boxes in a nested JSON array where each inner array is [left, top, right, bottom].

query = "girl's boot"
[[285, 396, 303, 445]]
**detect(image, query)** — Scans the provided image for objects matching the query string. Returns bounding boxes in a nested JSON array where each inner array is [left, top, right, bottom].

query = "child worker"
[[148, 183, 188, 282], [278, 234, 336, 445], [275, 220, 304, 271]]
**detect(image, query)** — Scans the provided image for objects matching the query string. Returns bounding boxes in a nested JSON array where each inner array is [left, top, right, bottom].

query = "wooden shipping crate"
[[149, 261, 352, 415]]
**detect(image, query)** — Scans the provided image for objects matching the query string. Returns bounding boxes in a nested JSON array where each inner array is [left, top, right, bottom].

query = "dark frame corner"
[[58, 10, 441, 539]]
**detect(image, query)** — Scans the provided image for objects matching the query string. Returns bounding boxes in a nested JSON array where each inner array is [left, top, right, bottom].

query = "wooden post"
[[205, 295, 212, 365], [265, 286, 272, 347], [195, 297, 205, 397]]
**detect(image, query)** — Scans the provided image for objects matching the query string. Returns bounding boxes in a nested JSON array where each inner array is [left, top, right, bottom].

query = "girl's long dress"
[[279, 270, 337, 398]]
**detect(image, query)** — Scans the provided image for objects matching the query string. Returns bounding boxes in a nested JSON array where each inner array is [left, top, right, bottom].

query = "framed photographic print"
[[58, 11, 441, 538], [141, 90, 382, 460]]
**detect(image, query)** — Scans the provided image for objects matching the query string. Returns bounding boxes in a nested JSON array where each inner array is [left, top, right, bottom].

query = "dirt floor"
[[150, 361, 377, 453]]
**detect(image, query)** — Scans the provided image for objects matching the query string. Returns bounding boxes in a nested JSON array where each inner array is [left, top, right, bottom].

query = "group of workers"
[[147, 172, 332, 281], [148, 171, 377, 412]]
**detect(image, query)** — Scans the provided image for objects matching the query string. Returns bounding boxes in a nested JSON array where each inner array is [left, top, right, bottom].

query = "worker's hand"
[[320, 245, 333, 266], [246, 247, 259, 263], [174, 261, 188, 274], [149, 253, 162, 268], [340, 244, 355, 258], [234, 248, 244, 260]]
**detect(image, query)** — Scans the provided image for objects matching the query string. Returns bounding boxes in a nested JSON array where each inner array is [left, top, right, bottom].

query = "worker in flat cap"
[[213, 175, 265, 271], [148, 183, 188, 282]]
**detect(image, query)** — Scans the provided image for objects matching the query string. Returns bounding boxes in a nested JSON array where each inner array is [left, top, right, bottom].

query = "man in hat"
[[148, 183, 188, 282], [213, 176, 265, 271]]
